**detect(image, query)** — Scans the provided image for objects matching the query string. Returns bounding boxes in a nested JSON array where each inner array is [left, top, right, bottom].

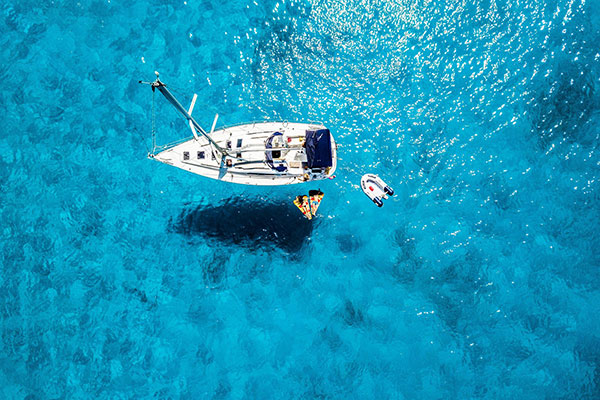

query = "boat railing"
[[151, 120, 325, 154], [152, 136, 194, 153], [215, 120, 325, 131]]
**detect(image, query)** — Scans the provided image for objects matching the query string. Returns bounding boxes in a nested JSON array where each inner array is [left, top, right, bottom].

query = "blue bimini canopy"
[[305, 129, 332, 168]]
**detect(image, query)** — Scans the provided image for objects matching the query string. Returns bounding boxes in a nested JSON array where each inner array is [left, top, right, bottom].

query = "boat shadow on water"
[[170, 198, 314, 252]]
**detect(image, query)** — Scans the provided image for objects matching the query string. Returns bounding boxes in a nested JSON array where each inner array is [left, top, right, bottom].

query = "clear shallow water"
[[1, 0, 599, 398]]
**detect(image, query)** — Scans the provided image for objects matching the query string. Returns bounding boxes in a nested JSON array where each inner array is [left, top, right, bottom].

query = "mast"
[[139, 72, 229, 157]]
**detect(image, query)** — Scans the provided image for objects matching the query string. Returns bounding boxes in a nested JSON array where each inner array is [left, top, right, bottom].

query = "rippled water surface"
[[1, 0, 599, 398]]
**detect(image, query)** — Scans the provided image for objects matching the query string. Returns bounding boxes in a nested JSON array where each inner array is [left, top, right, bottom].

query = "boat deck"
[[152, 121, 337, 186]]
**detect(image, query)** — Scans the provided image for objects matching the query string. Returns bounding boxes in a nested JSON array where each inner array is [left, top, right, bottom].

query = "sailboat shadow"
[[170, 198, 314, 252]]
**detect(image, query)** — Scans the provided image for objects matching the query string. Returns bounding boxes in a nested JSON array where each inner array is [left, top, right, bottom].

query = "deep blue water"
[[1, 0, 600, 398]]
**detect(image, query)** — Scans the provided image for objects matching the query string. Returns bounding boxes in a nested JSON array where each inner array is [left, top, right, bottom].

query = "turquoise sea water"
[[1, 0, 600, 398]]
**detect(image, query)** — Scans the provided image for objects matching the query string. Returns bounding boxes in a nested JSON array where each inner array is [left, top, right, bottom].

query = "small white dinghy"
[[361, 174, 394, 207], [139, 72, 337, 186]]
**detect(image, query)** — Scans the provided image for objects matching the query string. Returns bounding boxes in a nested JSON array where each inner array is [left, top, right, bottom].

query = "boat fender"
[[384, 186, 394, 196], [373, 197, 384, 207]]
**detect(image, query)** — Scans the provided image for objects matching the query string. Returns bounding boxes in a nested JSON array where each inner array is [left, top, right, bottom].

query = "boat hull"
[[152, 121, 337, 186]]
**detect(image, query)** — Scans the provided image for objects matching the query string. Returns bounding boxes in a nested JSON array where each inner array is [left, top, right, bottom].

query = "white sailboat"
[[140, 72, 337, 186]]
